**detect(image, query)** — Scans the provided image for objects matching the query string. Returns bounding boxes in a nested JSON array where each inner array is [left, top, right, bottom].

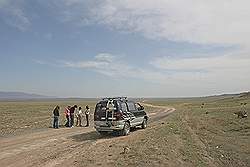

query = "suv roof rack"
[[102, 97, 128, 101]]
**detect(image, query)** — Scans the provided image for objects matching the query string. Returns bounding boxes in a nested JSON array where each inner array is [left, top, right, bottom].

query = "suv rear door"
[[94, 101, 107, 121], [120, 101, 130, 120], [135, 103, 146, 122], [126, 101, 140, 126]]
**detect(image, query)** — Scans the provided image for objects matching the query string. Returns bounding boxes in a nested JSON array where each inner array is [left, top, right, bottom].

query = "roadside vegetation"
[[115, 93, 250, 166], [0, 100, 96, 136]]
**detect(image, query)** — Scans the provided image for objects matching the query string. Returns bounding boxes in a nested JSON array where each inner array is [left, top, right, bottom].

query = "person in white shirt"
[[76, 107, 83, 126]]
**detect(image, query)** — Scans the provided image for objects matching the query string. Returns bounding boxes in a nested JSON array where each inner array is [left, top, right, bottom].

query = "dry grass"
[[113, 95, 250, 166], [0, 94, 249, 166], [0, 100, 97, 136]]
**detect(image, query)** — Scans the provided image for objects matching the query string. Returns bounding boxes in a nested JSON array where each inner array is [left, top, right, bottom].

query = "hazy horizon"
[[1, 1, 250, 97], [0, 90, 249, 99]]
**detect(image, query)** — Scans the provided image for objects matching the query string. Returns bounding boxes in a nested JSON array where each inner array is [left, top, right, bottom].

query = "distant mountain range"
[[0, 91, 249, 100], [0, 91, 54, 100]]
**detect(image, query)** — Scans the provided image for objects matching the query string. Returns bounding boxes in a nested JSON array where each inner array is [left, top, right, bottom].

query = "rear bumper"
[[94, 121, 125, 132]]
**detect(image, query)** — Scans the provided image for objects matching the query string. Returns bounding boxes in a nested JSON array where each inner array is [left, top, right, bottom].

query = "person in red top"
[[64, 106, 71, 127]]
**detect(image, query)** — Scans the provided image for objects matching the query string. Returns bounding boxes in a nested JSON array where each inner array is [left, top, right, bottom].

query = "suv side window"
[[127, 102, 136, 111], [121, 102, 128, 112]]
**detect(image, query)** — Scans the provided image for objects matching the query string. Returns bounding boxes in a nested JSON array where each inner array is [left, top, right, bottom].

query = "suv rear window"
[[95, 100, 119, 113], [127, 102, 136, 111], [95, 101, 107, 113]]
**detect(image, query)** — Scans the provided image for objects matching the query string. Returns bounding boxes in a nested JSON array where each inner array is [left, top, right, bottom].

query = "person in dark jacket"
[[53, 105, 60, 129], [85, 105, 90, 127], [69, 105, 77, 127]]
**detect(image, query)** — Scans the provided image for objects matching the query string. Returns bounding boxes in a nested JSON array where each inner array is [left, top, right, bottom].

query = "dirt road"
[[0, 104, 175, 167]]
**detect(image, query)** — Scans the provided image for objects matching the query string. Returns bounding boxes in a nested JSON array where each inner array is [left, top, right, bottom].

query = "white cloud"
[[61, 52, 250, 96], [63, 53, 135, 77], [33, 59, 47, 65], [0, 0, 30, 31], [59, 0, 250, 94], [62, 53, 237, 83], [94, 53, 114, 62], [50, 1, 250, 95], [55, 0, 250, 47], [63, 53, 115, 69], [64, 61, 108, 69], [32, 50, 249, 96], [150, 52, 250, 95], [4, 1, 249, 96], [151, 53, 250, 72], [3, 1, 250, 47]]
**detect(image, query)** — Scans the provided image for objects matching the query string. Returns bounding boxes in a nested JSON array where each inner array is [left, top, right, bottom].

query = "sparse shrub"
[[234, 111, 248, 118]]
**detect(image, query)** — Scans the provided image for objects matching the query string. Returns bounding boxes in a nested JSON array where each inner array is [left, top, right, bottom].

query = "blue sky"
[[0, 0, 250, 97]]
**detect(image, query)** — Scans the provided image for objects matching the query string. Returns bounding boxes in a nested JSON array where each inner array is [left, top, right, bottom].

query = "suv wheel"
[[142, 118, 147, 129], [122, 122, 130, 136]]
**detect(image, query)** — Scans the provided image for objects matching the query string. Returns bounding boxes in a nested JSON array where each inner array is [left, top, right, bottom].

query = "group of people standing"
[[52, 105, 90, 129]]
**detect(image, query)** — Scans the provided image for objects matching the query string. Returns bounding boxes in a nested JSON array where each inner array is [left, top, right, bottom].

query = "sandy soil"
[[0, 104, 175, 167]]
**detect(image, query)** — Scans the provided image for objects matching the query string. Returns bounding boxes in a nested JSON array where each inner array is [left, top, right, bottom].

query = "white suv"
[[94, 97, 148, 136]]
